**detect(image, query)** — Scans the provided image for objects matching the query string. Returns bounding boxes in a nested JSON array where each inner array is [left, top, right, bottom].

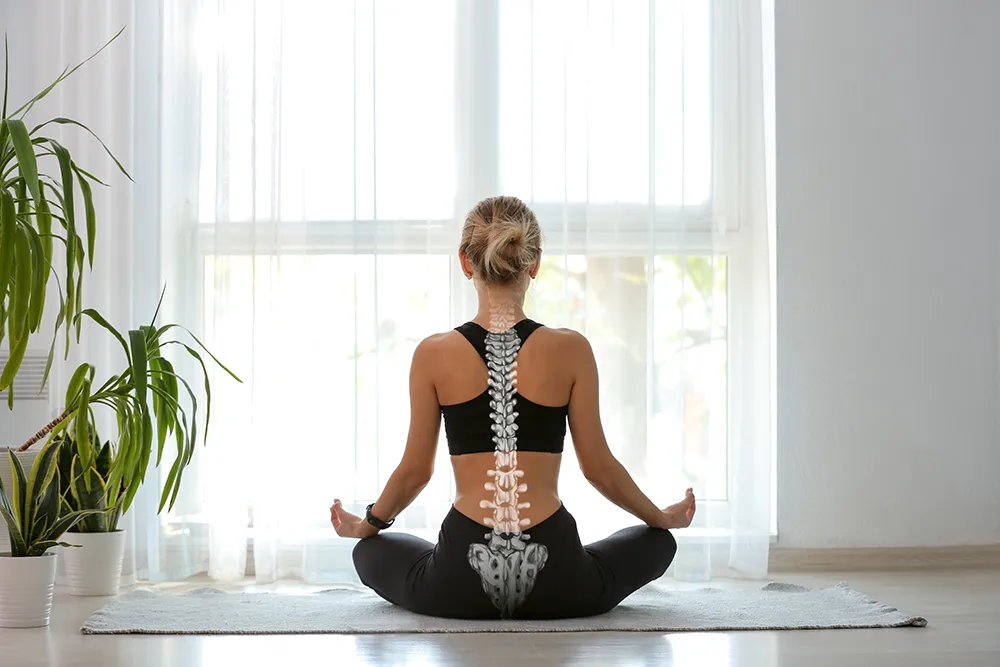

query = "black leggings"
[[353, 505, 677, 620]]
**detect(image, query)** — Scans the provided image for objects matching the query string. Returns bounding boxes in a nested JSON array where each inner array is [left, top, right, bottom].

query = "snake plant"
[[55, 432, 122, 533], [0, 29, 130, 405], [0, 441, 106, 556]]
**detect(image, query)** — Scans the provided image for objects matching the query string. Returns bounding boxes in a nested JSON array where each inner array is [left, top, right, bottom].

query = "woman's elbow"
[[580, 457, 612, 485], [403, 464, 434, 487]]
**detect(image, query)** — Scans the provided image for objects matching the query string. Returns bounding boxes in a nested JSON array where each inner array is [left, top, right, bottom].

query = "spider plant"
[[0, 441, 106, 557], [0, 28, 130, 405], [16, 290, 241, 514]]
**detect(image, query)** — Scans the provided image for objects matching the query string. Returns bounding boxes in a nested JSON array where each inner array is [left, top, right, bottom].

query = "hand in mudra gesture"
[[656, 488, 696, 529], [330, 499, 379, 539]]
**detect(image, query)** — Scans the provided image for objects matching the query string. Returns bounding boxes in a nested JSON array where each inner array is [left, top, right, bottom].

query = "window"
[[157, 0, 771, 565]]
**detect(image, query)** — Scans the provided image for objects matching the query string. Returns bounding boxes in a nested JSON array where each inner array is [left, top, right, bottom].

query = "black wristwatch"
[[365, 503, 395, 530]]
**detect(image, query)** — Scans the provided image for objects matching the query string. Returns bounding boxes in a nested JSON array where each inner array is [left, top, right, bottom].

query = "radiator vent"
[[0, 351, 50, 401]]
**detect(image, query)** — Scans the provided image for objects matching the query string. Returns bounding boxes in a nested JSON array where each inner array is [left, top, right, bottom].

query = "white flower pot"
[[0, 449, 40, 555], [0, 552, 58, 628], [62, 530, 126, 596]]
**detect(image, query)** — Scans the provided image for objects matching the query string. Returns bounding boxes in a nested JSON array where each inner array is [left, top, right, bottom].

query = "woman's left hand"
[[330, 499, 379, 539]]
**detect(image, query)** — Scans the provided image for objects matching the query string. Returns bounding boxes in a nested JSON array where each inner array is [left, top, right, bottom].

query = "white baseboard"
[[769, 544, 1000, 572]]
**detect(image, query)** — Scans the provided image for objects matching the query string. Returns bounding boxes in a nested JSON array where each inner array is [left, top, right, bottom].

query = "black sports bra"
[[441, 320, 568, 456]]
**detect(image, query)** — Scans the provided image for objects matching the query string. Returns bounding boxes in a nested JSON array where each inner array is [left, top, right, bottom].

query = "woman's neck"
[[473, 285, 528, 332]]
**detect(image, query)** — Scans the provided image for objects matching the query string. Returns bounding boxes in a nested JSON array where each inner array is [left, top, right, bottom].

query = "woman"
[[330, 196, 695, 620]]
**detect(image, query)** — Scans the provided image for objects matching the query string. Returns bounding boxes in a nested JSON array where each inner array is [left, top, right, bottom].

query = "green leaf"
[[11, 26, 126, 118], [74, 165, 96, 267], [0, 459, 18, 533], [26, 540, 65, 557], [160, 458, 180, 513], [65, 363, 94, 407], [74, 236, 83, 342], [95, 440, 112, 480], [40, 301, 66, 393], [0, 499, 28, 556], [56, 437, 75, 503], [107, 504, 122, 532], [51, 141, 76, 354], [0, 328, 27, 391], [6, 118, 40, 201], [38, 507, 110, 547], [75, 385, 92, 473], [150, 285, 166, 328], [31, 118, 132, 181], [10, 224, 31, 341], [9, 449, 27, 530], [106, 406, 129, 498], [14, 175, 26, 215], [149, 382, 183, 467], [163, 341, 213, 443], [52, 142, 76, 235], [26, 225, 46, 332], [23, 440, 59, 529], [0, 189, 16, 304], [141, 407, 153, 474], [129, 329, 148, 409], [36, 190, 53, 269], [2, 37, 8, 121], [150, 358, 170, 464], [77, 309, 131, 365], [136, 410, 152, 483], [70, 457, 107, 532], [31, 467, 61, 544], [155, 324, 242, 383]]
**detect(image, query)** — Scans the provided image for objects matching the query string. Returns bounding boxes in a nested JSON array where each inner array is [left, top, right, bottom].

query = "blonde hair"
[[460, 196, 542, 285]]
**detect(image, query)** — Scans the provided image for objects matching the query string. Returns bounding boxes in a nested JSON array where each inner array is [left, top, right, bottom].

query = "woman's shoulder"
[[413, 324, 592, 361], [414, 329, 464, 357], [533, 324, 590, 348]]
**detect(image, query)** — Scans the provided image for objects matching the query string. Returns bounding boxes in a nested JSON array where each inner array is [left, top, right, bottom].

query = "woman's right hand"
[[655, 488, 696, 529], [330, 499, 380, 539]]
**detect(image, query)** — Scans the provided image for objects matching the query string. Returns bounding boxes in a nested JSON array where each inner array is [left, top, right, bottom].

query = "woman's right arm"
[[566, 331, 668, 529]]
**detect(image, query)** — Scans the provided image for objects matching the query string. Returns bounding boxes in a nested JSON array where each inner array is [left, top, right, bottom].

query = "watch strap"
[[365, 503, 394, 530]]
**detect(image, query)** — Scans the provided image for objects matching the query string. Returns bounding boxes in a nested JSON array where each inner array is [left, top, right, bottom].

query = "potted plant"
[[0, 29, 130, 547], [12, 296, 239, 596], [54, 434, 125, 596], [0, 441, 106, 627]]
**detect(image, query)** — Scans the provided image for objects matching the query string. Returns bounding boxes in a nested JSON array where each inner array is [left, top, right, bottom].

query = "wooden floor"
[[1, 569, 998, 666]]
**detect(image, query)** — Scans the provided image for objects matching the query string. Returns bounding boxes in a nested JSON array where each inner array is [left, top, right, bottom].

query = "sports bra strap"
[[454, 320, 543, 362]]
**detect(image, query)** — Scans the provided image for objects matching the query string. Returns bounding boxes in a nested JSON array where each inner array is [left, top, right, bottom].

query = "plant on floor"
[[0, 441, 106, 557], [55, 432, 121, 533], [0, 29, 130, 404], [17, 290, 242, 516]]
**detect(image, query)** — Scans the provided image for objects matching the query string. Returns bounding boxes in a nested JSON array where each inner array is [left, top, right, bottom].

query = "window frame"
[[162, 0, 761, 521]]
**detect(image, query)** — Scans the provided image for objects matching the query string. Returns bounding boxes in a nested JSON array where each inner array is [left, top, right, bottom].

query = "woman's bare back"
[[432, 323, 577, 529]]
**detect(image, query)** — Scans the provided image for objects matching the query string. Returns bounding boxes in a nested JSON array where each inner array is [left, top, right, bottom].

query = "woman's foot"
[[660, 488, 696, 529]]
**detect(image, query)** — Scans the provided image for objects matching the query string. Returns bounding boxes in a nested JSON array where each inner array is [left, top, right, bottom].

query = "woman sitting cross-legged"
[[330, 195, 695, 620]]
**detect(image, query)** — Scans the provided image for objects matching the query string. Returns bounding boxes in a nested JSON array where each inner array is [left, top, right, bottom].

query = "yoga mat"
[[80, 582, 927, 635]]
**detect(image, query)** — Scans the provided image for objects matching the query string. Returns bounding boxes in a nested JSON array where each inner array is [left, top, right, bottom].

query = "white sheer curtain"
[[0, 0, 207, 582], [156, 0, 774, 583]]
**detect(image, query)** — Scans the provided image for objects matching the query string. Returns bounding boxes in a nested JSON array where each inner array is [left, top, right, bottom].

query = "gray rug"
[[80, 582, 927, 635]]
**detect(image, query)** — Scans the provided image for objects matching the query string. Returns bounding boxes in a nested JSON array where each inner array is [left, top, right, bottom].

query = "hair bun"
[[461, 196, 542, 284]]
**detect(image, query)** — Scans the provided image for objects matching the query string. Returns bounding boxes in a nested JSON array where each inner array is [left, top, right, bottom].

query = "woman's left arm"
[[332, 337, 441, 538]]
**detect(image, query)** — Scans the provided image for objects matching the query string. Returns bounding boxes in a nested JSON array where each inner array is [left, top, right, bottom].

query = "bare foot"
[[660, 488, 696, 529]]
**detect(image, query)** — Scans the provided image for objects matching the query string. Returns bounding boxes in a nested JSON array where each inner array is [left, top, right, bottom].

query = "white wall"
[[0, 0, 54, 448], [0, 2, 135, 450], [776, 0, 1000, 547]]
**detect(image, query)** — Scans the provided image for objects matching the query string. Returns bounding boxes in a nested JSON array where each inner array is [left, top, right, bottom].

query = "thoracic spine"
[[481, 330, 530, 533]]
